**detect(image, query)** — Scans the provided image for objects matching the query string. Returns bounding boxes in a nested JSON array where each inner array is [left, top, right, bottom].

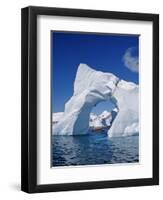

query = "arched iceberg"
[[53, 64, 139, 137]]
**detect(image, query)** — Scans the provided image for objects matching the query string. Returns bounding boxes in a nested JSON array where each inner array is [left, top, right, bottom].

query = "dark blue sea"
[[52, 133, 139, 167]]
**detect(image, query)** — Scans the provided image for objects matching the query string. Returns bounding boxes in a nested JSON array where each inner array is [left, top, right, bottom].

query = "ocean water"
[[52, 133, 139, 167]]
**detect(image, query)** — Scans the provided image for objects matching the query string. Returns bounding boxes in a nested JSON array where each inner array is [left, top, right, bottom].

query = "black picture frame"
[[21, 6, 159, 193]]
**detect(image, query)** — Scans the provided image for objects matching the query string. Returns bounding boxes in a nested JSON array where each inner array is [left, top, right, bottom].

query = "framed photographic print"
[[21, 6, 159, 193]]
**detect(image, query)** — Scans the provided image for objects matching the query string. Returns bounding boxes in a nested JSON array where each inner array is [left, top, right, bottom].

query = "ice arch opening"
[[53, 64, 139, 137], [89, 99, 118, 131], [91, 99, 116, 116]]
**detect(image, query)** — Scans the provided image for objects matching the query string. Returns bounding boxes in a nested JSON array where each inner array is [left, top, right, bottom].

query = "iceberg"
[[52, 112, 63, 123], [89, 111, 111, 129], [99, 110, 112, 126], [108, 80, 139, 137], [89, 113, 99, 128], [52, 112, 64, 133], [123, 122, 139, 137], [53, 64, 139, 137]]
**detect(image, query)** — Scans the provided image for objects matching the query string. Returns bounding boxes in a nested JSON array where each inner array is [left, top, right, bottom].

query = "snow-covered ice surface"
[[52, 112, 63, 123], [89, 111, 111, 128], [53, 64, 139, 137], [108, 80, 139, 137]]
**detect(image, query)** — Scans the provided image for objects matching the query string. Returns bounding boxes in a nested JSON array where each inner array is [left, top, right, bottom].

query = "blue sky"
[[52, 32, 139, 114]]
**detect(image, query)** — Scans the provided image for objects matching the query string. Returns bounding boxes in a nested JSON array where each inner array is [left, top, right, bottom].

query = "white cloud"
[[123, 47, 139, 73]]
